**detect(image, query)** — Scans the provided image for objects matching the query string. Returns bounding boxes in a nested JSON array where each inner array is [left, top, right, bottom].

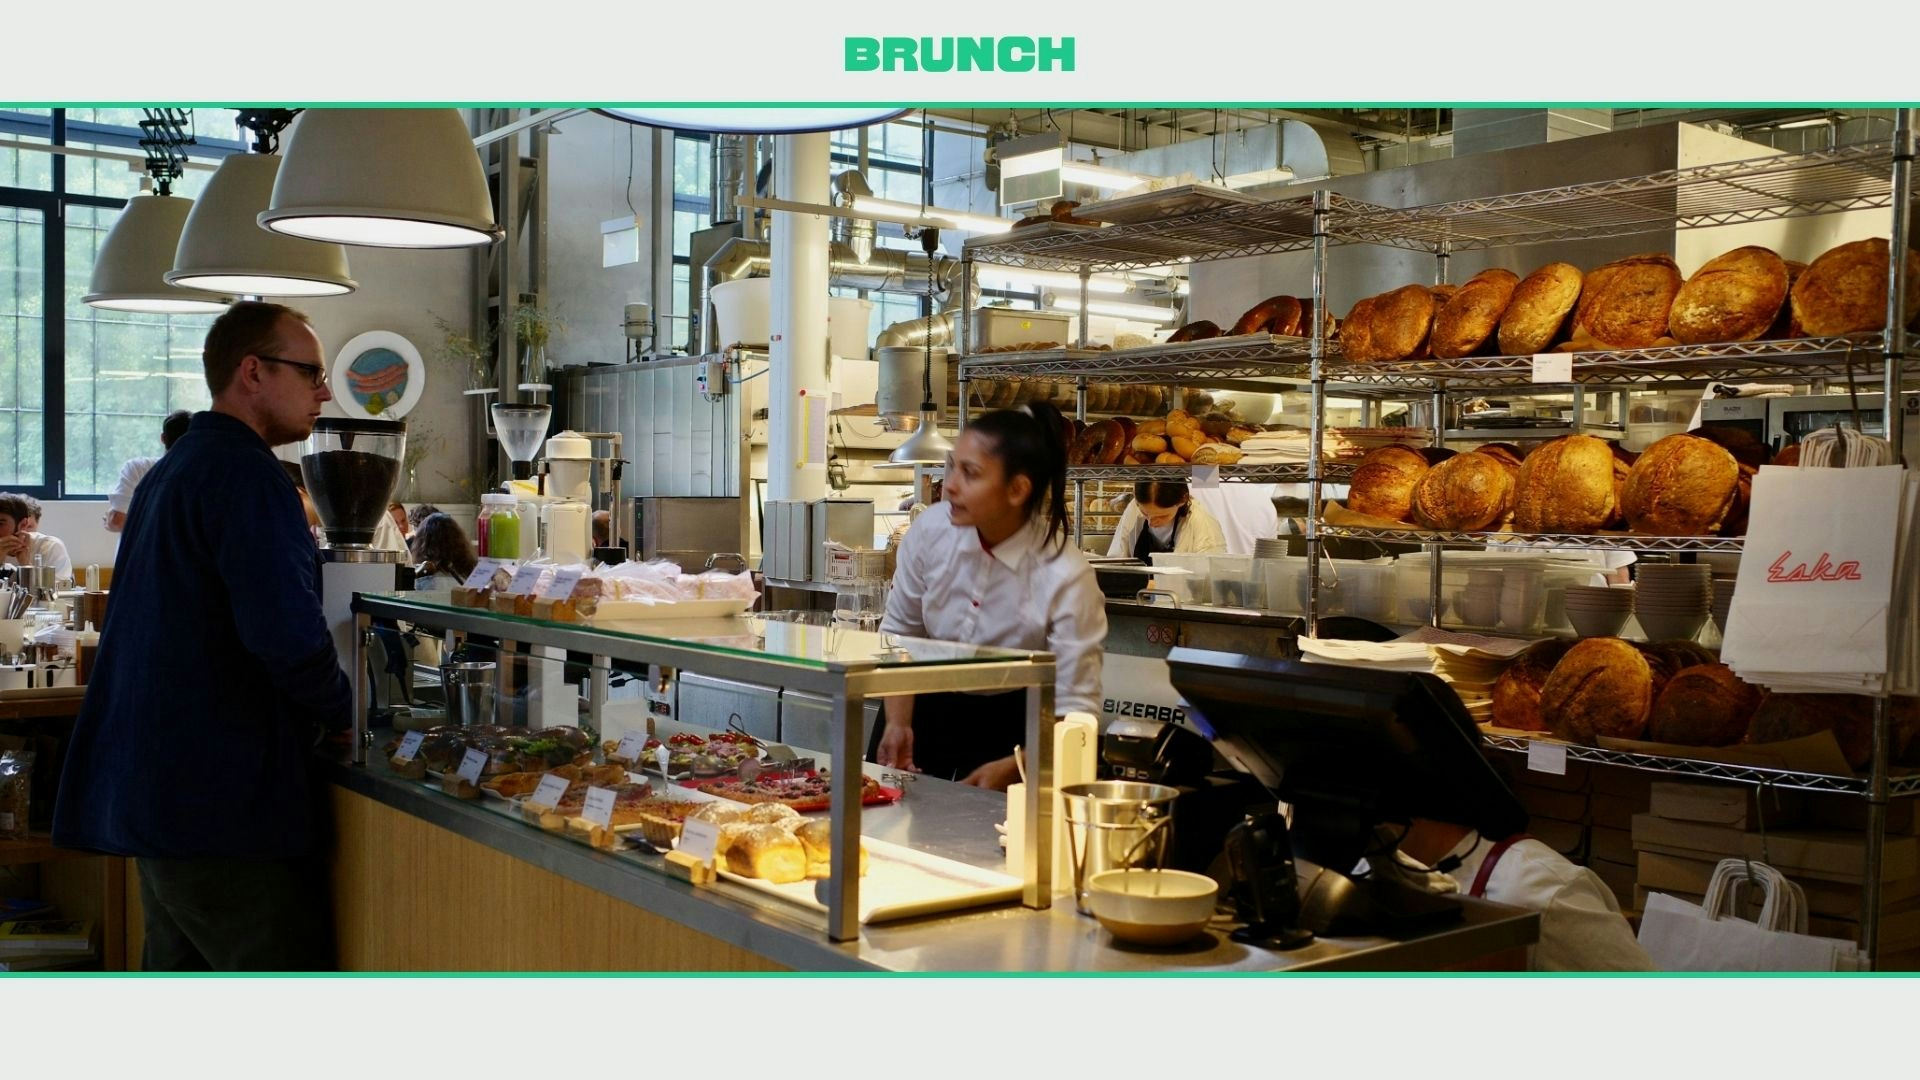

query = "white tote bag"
[[1637, 859, 1862, 972]]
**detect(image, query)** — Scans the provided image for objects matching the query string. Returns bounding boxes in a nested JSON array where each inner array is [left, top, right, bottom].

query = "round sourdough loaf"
[[1491, 639, 1575, 732], [1621, 434, 1740, 535], [1511, 434, 1618, 533], [1575, 254, 1683, 348], [1498, 262, 1584, 355], [1410, 450, 1515, 531], [1340, 297, 1377, 362], [1670, 246, 1790, 344], [1347, 445, 1431, 523], [1648, 663, 1763, 746], [1368, 284, 1438, 362], [1790, 238, 1920, 337], [1544, 637, 1656, 743], [1432, 268, 1521, 359]]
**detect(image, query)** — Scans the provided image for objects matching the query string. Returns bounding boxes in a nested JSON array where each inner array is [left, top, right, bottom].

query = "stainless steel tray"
[[1073, 184, 1260, 226]]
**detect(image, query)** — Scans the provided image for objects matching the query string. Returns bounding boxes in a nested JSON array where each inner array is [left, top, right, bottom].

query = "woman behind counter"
[[877, 402, 1106, 790], [1105, 480, 1226, 560]]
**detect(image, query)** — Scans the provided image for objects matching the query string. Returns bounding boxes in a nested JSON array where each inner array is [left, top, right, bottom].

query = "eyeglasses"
[[256, 354, 328, 389]]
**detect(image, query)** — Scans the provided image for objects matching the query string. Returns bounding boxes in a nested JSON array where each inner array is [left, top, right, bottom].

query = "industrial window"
[[0, 109, 245, 498]]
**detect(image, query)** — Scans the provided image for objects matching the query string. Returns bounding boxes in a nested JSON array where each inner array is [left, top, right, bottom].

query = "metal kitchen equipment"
[[822, 542, 889, 628], [1059, 780, 1178, 916], [440, 660, 499, 729], [490, 402, 552, 480], [301, 417, 406, 682]]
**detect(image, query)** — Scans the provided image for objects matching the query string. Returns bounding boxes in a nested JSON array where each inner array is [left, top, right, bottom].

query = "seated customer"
[[406, 503, 442, 532], [409, 513, 477, 590], [0, 492, 73, 580]]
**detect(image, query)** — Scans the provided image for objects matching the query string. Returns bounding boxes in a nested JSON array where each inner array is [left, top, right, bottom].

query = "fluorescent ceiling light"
[[1059, 161, 1148, 190], [1045, 295, 1180, 323], [168, 153, 356, 297], [851, 196, 1013, 234], [260, 109, 500, 249], [84, 193, 233, 314], [598, 108, 907, 134], [1775, 115, 1837, 130], [976, 266, 1133, 295]]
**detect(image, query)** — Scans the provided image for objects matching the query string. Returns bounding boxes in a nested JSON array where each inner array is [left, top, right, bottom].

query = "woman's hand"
[[876, 719, 917, 772], [960, 754, 1021, 791]]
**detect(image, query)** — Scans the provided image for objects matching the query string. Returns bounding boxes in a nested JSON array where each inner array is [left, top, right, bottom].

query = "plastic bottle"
[[477, 493, 520, 559]]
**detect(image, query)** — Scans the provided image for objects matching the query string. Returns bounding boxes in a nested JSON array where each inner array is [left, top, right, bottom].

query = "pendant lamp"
[[83, 191, 233, 314], [167, 153, 356, 296], [259, 108, 500, 249], [878, 227, 954, 470], [597, 107, 907, 134]]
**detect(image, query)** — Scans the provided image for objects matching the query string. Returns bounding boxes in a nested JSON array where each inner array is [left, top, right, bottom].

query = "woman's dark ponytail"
[[969, 400, 1071, 550]]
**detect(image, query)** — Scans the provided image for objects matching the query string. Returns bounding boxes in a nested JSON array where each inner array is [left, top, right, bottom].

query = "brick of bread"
[[1621, 433, 1740, 535], [1574, 254, 1683, 348], [1498, 262, 1583, 355], [1347, 445, 1431, 523], [1789, 238, 1920, 337], [1410, 450, 1515, 531], [1511, 434, 1617, 533], [1368, 284, 1439, 362], [1648, 663, 1763, 747], [1544, 637, 1657, 743], [1670, 246, 1789, 344], [1492, 639, 1576, 732], [1341, 297, 1378, 362], [1432, 268, 1521, 359]]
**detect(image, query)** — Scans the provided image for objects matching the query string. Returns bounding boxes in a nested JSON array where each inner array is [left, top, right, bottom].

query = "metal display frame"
[[958, 113, 1920, 966], [349, 593, 1057, 944]]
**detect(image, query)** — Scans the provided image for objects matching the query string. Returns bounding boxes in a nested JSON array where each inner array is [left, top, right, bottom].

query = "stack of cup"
[[1454, 568, 1504, 627], [1633, 563, 1713, 641], [1498, 566, 1547, 632], [1563, 584, 1635, 637], [1710, 576, 1738, 635]]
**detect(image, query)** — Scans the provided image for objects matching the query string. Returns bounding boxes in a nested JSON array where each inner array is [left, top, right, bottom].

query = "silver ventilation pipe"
[[711, 134, 745, 224], [699, 237, 966, 349], [829, 170, 875, 264]]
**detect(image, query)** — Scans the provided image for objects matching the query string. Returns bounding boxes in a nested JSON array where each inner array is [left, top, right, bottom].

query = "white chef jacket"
[[5, 532, 73, 582], [372, 513, 410, 555], [1385, 833, 1655, 972], [1192, 484, 1282, 556], [106, 455, 158, 514], [1106, 498, 1228, 558], [882, 500, 1106, 716]]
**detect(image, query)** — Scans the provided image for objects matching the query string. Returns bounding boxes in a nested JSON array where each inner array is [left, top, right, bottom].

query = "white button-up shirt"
[[883, 500, 1106, 716]]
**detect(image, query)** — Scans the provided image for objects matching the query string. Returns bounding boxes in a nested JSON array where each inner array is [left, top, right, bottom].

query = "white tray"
[[588, 597, 755, 621], [715, 836, 1022, 925]]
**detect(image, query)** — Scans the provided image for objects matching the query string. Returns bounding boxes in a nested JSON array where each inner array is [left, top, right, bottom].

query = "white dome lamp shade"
[[167, 153, 356, 296], [597, 107, 908, 134], [83, 193, 234, 314], [258, 108, 501, 249]]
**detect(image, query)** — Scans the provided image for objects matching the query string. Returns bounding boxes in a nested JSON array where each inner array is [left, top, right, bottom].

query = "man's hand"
[[961, 754, 1021, 791], [875, 720, 917, 772], [0, 534, 26, 560]]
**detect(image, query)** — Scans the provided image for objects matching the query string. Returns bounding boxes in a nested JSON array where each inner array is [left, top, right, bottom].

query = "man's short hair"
[[0, 493, 32, 524], [202, 301, 311, 396], [161, 409, 193, 449]]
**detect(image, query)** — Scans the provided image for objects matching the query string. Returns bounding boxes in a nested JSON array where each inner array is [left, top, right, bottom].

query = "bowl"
[[1086, 869, 1220, 946], [1635, 611, 1707, 641], [1568, 608, 1631, 638]]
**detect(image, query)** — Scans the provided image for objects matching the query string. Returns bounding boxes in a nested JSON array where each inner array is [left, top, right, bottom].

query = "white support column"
[[766, 131, 832, 505]]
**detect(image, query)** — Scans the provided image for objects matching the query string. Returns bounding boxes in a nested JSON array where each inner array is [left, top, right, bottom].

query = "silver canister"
[[440, 661, 498, 729], [1060, 781, 1179, 916]]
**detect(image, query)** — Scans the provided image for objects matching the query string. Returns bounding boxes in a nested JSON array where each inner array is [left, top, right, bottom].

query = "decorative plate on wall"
[[332, 330, 425, 420]]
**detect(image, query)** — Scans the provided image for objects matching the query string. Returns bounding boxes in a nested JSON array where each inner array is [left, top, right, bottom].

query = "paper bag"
[[1721, 465, 1904, 679], [1637, 892, 1860, 971]]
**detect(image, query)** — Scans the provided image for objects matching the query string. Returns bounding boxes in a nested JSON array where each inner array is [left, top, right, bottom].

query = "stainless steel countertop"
[[328, 749, 1538, 973], [1105, 599, 1305, 629]]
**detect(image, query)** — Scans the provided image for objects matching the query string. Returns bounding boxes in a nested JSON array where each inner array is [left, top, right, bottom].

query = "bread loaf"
[[1647, 663, 1763, 747], [1410, 451, 1515, 531], [796, 818, 870, 879], [724, 824, 808, 884], [1543, 637, 1656, 743], [1510, 434, 1618, 534], [1670, 246, 1789, 344], [1341, 297, 1378, 362], [1166, 320, 1222, 344], [1498, 262, 1584, 355], [1368, 284, 1439, 362], [1747, 692, 1876, 770], [1621, 434, 1741, 535], [1229, 295, 1303, 337], [1768, 260, 1809, 339], [1790, 238, 1920, 337], [1491, 639, 1575, 732], [1575, 254, 1683, 348], [1347, 445, 1431, 523], [1473, 443, 1525, 474], [1432, 268, 1521, 359]]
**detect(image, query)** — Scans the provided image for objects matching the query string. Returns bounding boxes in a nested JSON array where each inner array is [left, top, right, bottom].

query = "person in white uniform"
[[878, 402, 1106, 790], [104, 410, 192, 533], [1106, 480, 1227, 559], [1379, 817, 1654, 971]]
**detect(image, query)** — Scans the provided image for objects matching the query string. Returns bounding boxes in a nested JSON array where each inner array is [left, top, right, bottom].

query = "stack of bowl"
[[1710, 576, 1738, 634], [1252, 537, 1291, 560], [1633, 563, 1713, 641], [1453, 568, 1504, 627], [1563, 584, 1635, 637]]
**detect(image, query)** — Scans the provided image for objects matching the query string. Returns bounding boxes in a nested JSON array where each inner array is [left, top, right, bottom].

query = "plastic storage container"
[[1263, 556, 1342, 617], [1209, 555, 1266, 609], [476, 493, 520, 559], [1391, 552, 1609, 629], [1149, 552, 1211, 604], [1332, 560, 1398, 622]]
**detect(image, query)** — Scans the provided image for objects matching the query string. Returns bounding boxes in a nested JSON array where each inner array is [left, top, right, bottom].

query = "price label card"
[[456, 747, 488, 784], [581, 785, 618, 829], [393, 731, 426, 762], [680, 818, 721, 864], [1527, 740, 1569, 776], [461, 559, 502, 590], [1531, 352, 1573, 384], [529, 773, 572, 809], [1189, 464, 1222, 490], [541, 567, 584, 601], [615, 733, 648, 764], [505, 563, 547, 597]]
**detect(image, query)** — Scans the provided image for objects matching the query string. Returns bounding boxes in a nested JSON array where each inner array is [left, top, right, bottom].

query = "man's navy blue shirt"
[[54, 411, 352, 859]]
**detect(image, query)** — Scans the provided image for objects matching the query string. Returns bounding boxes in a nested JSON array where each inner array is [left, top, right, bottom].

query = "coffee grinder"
[[491, 402, 552, 557], [300, 417, 407, 685]]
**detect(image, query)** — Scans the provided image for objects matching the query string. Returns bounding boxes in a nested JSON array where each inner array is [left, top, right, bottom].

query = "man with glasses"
[[55, 300, 352, 971]]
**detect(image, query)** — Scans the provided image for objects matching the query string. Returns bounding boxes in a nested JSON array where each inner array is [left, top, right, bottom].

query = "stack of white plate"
[[1253, 538, 1291, 560], [1563, 584, 1635, 638], [1634, 563, 1713, 641], [1710, 576, 1737, 634]]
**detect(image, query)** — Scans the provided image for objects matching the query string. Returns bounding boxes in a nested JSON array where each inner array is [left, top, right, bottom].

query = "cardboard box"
[[1532, 818, 1587, 860], [1637, 850, 1920, 920], [1589, 858, 1638, 907], [1632, 813, 1745, 859], [1506, 760, 1592, 795], [1591, 767, 1655, 798], [1647, 781, 1806, 831], [1591, 825, 1635, 866], [1517, 786, 1589, 825], [1805, 792, 1918, 836], [1591, 791, 1647, 831]]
